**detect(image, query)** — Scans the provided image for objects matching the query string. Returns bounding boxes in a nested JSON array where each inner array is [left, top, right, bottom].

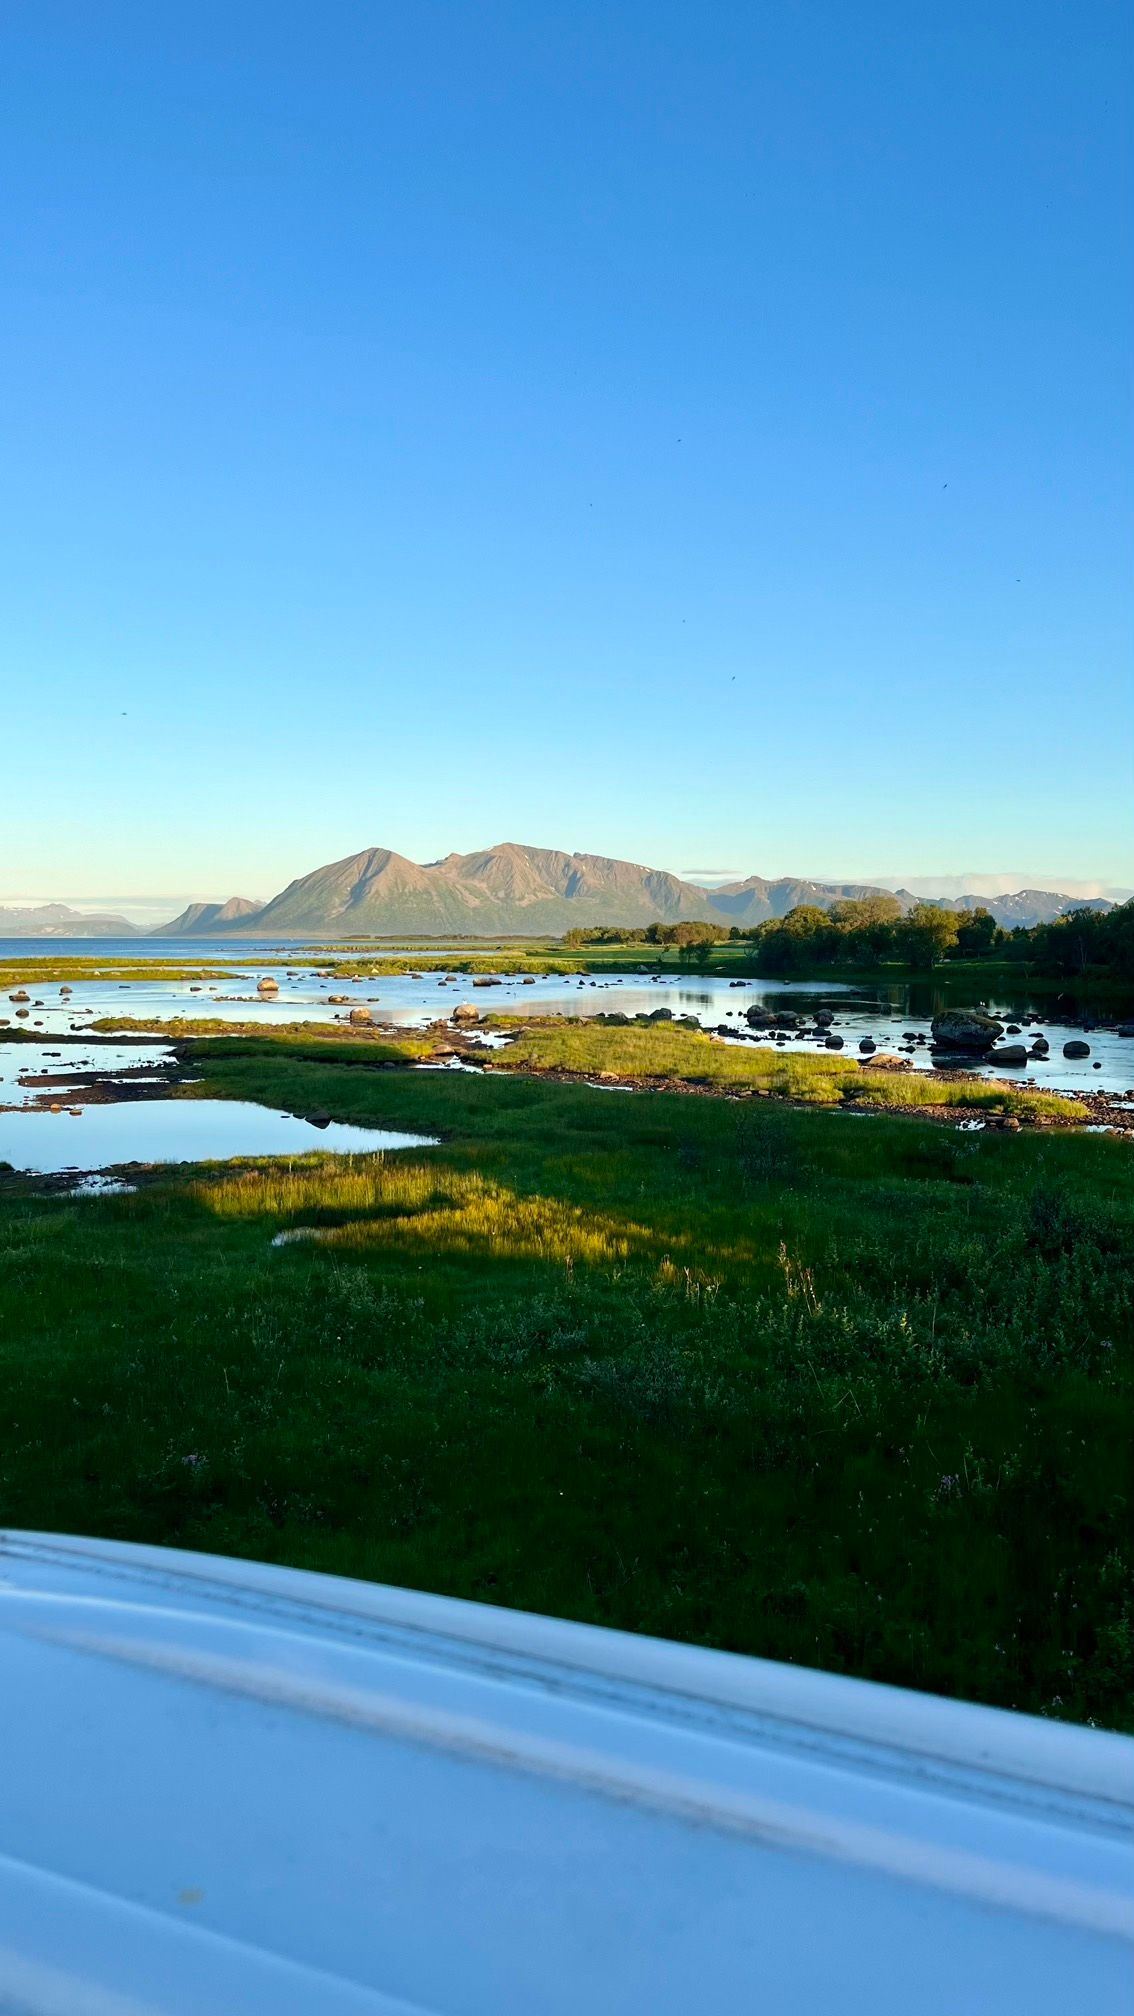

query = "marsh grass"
[[87, 1016, 433, 1061], [0, 959, 239, 988], [494, 1018, 1083, 1121], [1, 1039, 1130, 1726]]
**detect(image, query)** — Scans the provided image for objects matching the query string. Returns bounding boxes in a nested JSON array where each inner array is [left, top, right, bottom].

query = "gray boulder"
[[1063, 1040, 1090, 1059]]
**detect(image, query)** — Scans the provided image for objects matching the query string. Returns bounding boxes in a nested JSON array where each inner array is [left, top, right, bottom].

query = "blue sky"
[[2, 1, 1130, 911]]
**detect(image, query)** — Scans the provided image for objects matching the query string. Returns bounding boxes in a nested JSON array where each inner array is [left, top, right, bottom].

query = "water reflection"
[[4, 950, 1133, 1096], [0, 1099, 436, 1175]]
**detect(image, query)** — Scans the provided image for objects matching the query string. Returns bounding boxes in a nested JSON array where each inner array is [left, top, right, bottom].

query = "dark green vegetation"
[[569, 896, 1134, 982], [2, 1035, 1130, 1728]]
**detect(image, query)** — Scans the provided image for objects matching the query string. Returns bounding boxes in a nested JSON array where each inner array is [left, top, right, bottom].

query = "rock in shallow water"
[[930, 1010, 1004, 1051]]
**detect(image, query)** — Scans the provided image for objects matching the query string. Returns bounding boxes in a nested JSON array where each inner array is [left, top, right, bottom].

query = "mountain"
[[875, 873, 1133, 903], [149, 845, 906, 938], [707, 876, 895, 927], [921, 890, 1114, 928], [152, 896, 264, 937], [147, 845, 1119, 939], [0, 902, 139, 938]]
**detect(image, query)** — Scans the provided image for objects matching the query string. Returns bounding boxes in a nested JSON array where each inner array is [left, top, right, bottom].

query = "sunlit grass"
[[194, 1158, 664, 1267], [494, 1019, 1083, 1121], [0, 959, 239, 988]]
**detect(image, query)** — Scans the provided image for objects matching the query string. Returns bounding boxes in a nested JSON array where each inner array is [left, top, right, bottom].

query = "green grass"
[[492, 1018, 1084, 1122], [85, 1016, 434, 1061], [1, 1035, 1130, 1727], [0, 959, 244, 988]]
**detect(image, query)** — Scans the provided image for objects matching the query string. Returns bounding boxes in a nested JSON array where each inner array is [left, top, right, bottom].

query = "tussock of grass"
[[496, 1019, 1083, 1122], [198, 1160, 658, 1267]]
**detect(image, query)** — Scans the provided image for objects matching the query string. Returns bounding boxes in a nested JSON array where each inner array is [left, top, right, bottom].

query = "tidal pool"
[[0, 1041, 177, 1108], [0, 1099, 436, 1176]]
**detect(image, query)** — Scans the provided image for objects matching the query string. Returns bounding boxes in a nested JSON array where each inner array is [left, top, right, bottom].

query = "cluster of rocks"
[[587, 1007, 701, 1032], [930, 1010, 1099, 1067]]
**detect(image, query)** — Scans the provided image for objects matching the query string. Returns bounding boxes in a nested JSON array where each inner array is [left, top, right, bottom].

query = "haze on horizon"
[[2, 2, 1130, 897]]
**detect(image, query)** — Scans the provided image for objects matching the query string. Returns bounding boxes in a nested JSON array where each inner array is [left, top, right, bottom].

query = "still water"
[[3, 941, 1132, 1096], [0, 1041, 177, 1108], [0, 1098, 436, 1176]]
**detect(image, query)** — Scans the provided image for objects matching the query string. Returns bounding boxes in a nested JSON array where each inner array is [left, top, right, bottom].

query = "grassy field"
[[492, 1018, 1084, 1122], [1, 1034, 1130, 1728]]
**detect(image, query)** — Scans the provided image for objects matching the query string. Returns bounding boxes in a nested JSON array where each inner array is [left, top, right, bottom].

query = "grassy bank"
[[86, 1015, 433, 1061], [1, 1038, 1130, 1727], [1, 958, 242, 989], [492, 1019, 1084, 1122]]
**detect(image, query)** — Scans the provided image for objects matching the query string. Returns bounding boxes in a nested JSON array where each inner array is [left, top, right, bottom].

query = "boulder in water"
[[988, 1045, 1029, 1066], [930, 1010, 1004, 1051], [257, 977, 279, 996], [452, 1004, 480, 1024], [1063, 1040, 1090, 1059], [348, 1006, 373, 1026]]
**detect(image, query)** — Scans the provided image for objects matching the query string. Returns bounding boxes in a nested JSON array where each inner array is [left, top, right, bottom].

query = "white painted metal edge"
[[3, 1530, 1131, 1813]]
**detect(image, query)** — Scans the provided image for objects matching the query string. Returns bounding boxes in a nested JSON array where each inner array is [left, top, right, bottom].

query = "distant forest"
[[566, 898, 1134, 977]]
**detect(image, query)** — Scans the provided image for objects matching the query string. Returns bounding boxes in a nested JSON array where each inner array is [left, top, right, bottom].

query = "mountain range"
[[0, 902, 139, 938], [147, 844, 1115, 939]]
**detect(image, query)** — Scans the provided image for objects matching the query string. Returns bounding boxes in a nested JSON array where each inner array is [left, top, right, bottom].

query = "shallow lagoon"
[[4, 944, 1133, 1096]]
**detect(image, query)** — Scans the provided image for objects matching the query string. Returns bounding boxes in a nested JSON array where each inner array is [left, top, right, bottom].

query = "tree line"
[[565, 897, 1134, 976]]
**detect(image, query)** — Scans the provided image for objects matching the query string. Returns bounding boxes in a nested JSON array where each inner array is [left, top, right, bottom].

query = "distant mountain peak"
[[144, 845, 1115, 938], [0, 902, 139, 938]]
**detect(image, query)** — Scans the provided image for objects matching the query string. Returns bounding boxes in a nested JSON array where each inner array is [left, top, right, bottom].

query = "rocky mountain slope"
[[147, 843, 1114, 938], [152, 896, 263, 937]]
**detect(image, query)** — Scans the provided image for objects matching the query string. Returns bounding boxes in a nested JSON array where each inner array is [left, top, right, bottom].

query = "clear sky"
[[2, 1, 1130, 911]]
